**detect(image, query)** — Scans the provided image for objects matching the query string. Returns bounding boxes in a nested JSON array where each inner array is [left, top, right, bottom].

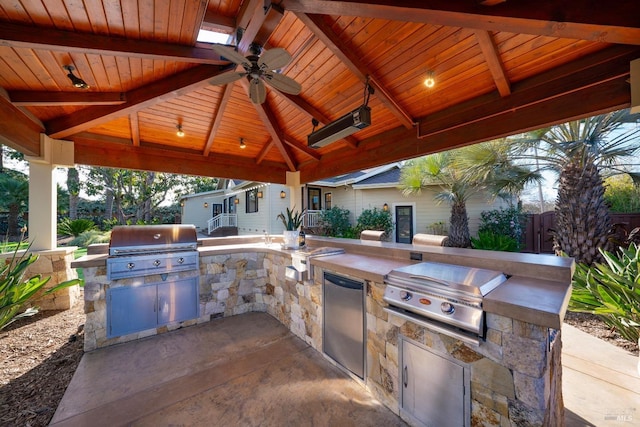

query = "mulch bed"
[[0, 294, 637, 427]]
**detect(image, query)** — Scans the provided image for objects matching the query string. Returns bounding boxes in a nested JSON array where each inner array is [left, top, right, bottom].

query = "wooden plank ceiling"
[[0, 0, 638, 184]]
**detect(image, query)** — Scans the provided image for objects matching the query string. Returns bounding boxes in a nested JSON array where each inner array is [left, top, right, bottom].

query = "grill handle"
[[403, 365, 408, 388]]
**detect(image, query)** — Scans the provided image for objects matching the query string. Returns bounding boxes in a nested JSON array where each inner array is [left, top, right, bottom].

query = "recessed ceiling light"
[[424, 70, 435, 88]]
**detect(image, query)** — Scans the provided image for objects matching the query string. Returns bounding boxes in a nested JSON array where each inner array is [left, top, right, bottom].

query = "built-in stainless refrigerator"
[[322, 272, 365, 379]]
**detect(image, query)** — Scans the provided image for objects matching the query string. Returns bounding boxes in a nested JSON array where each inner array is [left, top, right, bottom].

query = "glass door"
[[395, 205, 414, 244]]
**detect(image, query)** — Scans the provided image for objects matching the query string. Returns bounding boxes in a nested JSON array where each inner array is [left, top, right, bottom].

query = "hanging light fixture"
[[239, 137, 246, 149], [176, 124, 185, 137], [62, 65, 89, 89], [423, 70, 435, 88]]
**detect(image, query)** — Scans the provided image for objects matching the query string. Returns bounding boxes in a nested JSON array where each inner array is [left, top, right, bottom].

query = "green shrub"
[[356, 208, 393, 237], [69, 230, 111, 248], [478, 206, 527, 249], [58, 218, 96, 237], [319, 207, 352, 237], [604, 174, 640, 213], [569, 243, 640, 343], [1, 246, 82, 330], [471, 231, 520, 252]]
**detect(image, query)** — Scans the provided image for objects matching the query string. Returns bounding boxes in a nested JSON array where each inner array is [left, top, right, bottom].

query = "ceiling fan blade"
[[258, 48, 292, 71], [249, 78, 266, 104], [211, 44, 251, 69], [263, 72, 302, 95], [209, 72, 245, 86]]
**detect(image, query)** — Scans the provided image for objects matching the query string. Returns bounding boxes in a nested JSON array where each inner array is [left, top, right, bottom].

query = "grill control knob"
[[153, 260, 161, 267], [177, 257, 185, 264], [399, 291, 412, 301], [127, 262, 135, 270], [441, 302, 455, 315]]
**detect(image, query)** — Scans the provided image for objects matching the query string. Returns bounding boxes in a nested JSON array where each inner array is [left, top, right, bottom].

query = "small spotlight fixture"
[[239, 137, 246, 149], [383, 203, 389, 212], [176, 124, 185, 137], [62, 65, 89, 89], [424, 70, 435, 88], [280, 190, 286, 199]]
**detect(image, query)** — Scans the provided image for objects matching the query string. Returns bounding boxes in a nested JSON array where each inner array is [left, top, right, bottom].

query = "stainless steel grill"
[[107, 225, 199, 280], [384, 262, 506, 343]]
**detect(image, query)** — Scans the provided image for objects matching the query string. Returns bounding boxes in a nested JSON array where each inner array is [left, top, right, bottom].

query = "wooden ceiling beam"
[[296, 13, 414, 129], [238, 2, 285, 53], [474, 30, 511, 97], [203, 84, 234, 156], [202, 11, 236, 34], [0, 22, 229, 65], [238, 77, 296, 170], [0, 93, 43, 156], [256, 138, 275, 164], [46, 65, 233, 139], [71, 133, 289, 183], [9, 91, 126, 106], [280, 0, 640, 46], [283, 134, 322, 161], [129, 113, 140, 147]]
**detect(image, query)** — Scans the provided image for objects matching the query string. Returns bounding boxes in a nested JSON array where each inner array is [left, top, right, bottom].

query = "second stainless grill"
[[384, 262, 506, 342]]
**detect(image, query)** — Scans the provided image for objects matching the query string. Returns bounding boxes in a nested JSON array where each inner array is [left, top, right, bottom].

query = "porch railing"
[[304, 210, 322, 228], [208, 213, 237, 234]]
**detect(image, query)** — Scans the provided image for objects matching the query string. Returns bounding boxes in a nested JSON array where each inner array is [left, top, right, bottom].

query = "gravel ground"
[[0, 295, 637, 427]]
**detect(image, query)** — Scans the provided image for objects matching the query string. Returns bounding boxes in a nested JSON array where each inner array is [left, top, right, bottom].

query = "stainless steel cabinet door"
[[107, 284, 157, 338], [157, 278, 198, 324], [402, 339, 467, 427]]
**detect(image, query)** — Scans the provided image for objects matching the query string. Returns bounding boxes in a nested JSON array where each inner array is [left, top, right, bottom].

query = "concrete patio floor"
[[563, 324, 639, 426], [50, 312, 406, 427], [50, 312, 639, 427]]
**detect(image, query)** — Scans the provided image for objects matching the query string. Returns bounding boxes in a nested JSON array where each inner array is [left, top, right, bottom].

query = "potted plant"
[[277, 207, 305, 249]]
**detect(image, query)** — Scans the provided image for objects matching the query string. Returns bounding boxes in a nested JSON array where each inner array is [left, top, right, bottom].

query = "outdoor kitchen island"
[[73, 234, 574, 427]]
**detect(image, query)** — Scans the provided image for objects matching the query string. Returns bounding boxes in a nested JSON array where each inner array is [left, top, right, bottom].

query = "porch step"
[[208, 226, 238, 237]]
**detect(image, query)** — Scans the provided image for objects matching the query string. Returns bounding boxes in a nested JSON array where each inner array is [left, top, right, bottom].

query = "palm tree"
[[514, 109, 640, 265], [399, 141, 538, 248], [400, 152, 473, 247]]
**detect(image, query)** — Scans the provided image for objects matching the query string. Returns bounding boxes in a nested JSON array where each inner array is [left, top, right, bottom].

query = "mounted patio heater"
[[308, 105, 371, 148]]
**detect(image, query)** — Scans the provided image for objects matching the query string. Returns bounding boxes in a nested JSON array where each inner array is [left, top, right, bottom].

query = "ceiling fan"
[[209, 42, 301, 104]]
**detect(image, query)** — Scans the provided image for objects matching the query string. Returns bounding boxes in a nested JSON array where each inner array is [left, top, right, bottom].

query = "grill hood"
[[109, 225, 198, 256]]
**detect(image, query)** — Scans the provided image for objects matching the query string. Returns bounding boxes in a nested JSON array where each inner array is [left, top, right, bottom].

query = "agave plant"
[[0, 246, 82, 330], [277, 206, 305, 231], [569, 243, 640, 343]]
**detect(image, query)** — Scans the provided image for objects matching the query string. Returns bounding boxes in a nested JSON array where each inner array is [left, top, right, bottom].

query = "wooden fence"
[[522, 211, 640, 254]]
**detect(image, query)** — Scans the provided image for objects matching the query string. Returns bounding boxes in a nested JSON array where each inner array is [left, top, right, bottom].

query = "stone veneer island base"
[[74, 235, 573, 427]]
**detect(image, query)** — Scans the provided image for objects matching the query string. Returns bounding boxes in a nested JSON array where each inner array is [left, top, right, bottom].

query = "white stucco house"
[[180, 163, 508, 242]]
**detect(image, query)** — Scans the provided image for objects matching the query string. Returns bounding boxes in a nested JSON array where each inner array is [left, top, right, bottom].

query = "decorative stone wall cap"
[[0, 246, 78, 259]]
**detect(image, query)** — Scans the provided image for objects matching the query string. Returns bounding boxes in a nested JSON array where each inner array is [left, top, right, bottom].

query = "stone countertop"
[[309, 251, 571, 330], [71, 235, 574, 329]]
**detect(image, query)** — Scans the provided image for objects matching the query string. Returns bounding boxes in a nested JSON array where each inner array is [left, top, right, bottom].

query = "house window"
[[325, 193, 332, 210], [308, 187, 321, 210], [246, 189, 258, 213]]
